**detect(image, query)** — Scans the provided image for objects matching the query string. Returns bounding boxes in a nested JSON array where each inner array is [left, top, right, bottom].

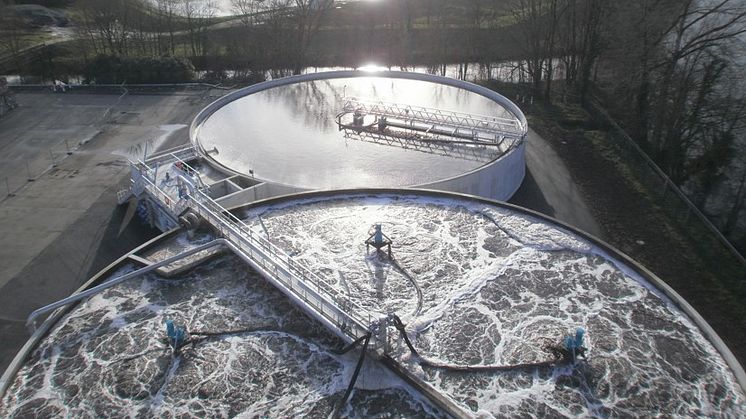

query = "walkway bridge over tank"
[[336, 97, 525, 145], [28, 146, 411, 357], [23, 146, 560, 418], [130, 147, 397, 353], [25, 146, 469, 415]]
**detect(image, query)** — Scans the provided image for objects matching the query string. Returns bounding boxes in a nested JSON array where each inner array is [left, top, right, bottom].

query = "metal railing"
[[339, 128, 505, 163], [585, 98, 746, 269], [145, 145, 199, 165], [26, 239, 227, 330], [135, 159, 377, 342], [343, 97, 525, 141]]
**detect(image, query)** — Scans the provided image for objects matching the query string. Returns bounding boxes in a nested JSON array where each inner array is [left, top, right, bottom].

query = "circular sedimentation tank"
[[191, 71, 528, 200], [2, 190, 744, 417]]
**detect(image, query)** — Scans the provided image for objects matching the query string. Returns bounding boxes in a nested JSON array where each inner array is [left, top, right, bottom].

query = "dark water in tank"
[[2, 196, 744, 417]]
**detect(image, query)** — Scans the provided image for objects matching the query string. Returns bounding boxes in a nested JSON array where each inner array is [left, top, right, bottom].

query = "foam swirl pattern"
[[0, 250, 437, 417], [2, 193, 744, 417], [242, 194, 745, 417]]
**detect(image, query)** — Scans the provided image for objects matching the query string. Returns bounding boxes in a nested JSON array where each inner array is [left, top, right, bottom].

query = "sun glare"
[[357, 63, 388, 72]]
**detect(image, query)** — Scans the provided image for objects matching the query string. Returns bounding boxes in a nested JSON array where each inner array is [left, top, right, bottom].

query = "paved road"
[[0, 89, 219, 372], [510, 128, 603, 239]]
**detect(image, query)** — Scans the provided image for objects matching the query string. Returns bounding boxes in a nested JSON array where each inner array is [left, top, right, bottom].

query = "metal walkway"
[[24, 146, 473, 417], [339, 97, 525, 144], [132, 148, 385, 350], [340, 124, 510, 163]]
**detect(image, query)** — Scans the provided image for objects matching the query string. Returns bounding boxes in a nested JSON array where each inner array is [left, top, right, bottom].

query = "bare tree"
[[156, 0, 179, 55], [183, 0, 217, 57], [557, 0, 607, 104], [649, 0, 746, 161], [289, 0, 333, 74], [232, 0, 262, 26], [597, 0, 746, 244], [0, 5, 24, 72], [76, 0, 134, 56], [510, 0, 563, 98]]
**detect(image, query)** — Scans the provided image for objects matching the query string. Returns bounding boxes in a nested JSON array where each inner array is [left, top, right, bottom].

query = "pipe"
[[332, 333, 371, 418], [26, 239, 227, 331]]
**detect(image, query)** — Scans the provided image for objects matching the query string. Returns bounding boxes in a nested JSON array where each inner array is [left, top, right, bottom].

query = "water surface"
[[196, 77, 517, 189]]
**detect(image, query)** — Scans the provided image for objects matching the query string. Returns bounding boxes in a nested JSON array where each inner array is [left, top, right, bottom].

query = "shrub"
[[83, 55, 195, 84]]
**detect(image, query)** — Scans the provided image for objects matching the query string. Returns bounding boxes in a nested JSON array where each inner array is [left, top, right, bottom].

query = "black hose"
[[333, 333, 371, 355], [332, 333, 371, 418], [390, 315, 564, 372], [390, 315, 420, 357], [389, 258, 423, 317]]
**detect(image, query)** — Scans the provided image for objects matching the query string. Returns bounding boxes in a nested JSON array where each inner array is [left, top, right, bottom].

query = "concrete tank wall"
[[422, 141, 526, 201], [216, 183, 305, 208], [192, 70, 528, 203]]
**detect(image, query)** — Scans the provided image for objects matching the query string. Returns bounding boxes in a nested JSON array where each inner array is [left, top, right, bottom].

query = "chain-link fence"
[[584, 98, 746, 275]]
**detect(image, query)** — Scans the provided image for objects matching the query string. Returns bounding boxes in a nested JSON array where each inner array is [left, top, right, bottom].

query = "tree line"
[[507, 0, 745, 249], [0, 0, 744, 249]]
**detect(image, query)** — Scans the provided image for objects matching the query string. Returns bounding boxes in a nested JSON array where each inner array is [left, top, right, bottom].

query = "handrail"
[[190, 192, 374, 328], [345, 97, 522, 132], [134, 160, 375, 337], [343, 97, 523, 139], [26, 239, 226, 330], [586, 98, 746, 267], [145, 145, 199, 163], [143, 146, 207, 191], [168, 153, 208, 191]]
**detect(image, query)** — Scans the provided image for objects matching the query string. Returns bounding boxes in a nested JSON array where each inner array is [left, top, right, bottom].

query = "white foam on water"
[[3, 196, 745, 418], [243, 194, 746, 417]]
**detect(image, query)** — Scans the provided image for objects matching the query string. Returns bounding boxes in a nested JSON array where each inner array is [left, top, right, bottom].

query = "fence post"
[[5, 177, 14, 197], [26, 161, 34, 182]]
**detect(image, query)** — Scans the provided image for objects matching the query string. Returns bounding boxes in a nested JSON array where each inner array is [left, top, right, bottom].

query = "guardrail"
[[343, 97, 524, 139], [585, 98, 746, 269], [150, 148, 208, 191], [7, 82, 229, 91], [26, 239, 227, 331], [145, 145, 199, 164], [134, 159, 376, 343]]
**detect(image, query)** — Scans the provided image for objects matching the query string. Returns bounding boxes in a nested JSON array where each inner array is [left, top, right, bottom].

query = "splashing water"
[[2, 194, 744, 418], [242, 194, 746, 417]]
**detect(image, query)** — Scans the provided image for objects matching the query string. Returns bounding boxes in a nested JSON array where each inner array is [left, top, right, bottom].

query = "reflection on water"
[[197, 77, 517, 189]]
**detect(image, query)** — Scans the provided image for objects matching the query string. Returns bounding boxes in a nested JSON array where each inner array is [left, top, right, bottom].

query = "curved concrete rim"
[[0, 228, 181, 399], [228, 187, 746, 395], [189, 70, 528, 188], [3, 190, 743, 402]]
